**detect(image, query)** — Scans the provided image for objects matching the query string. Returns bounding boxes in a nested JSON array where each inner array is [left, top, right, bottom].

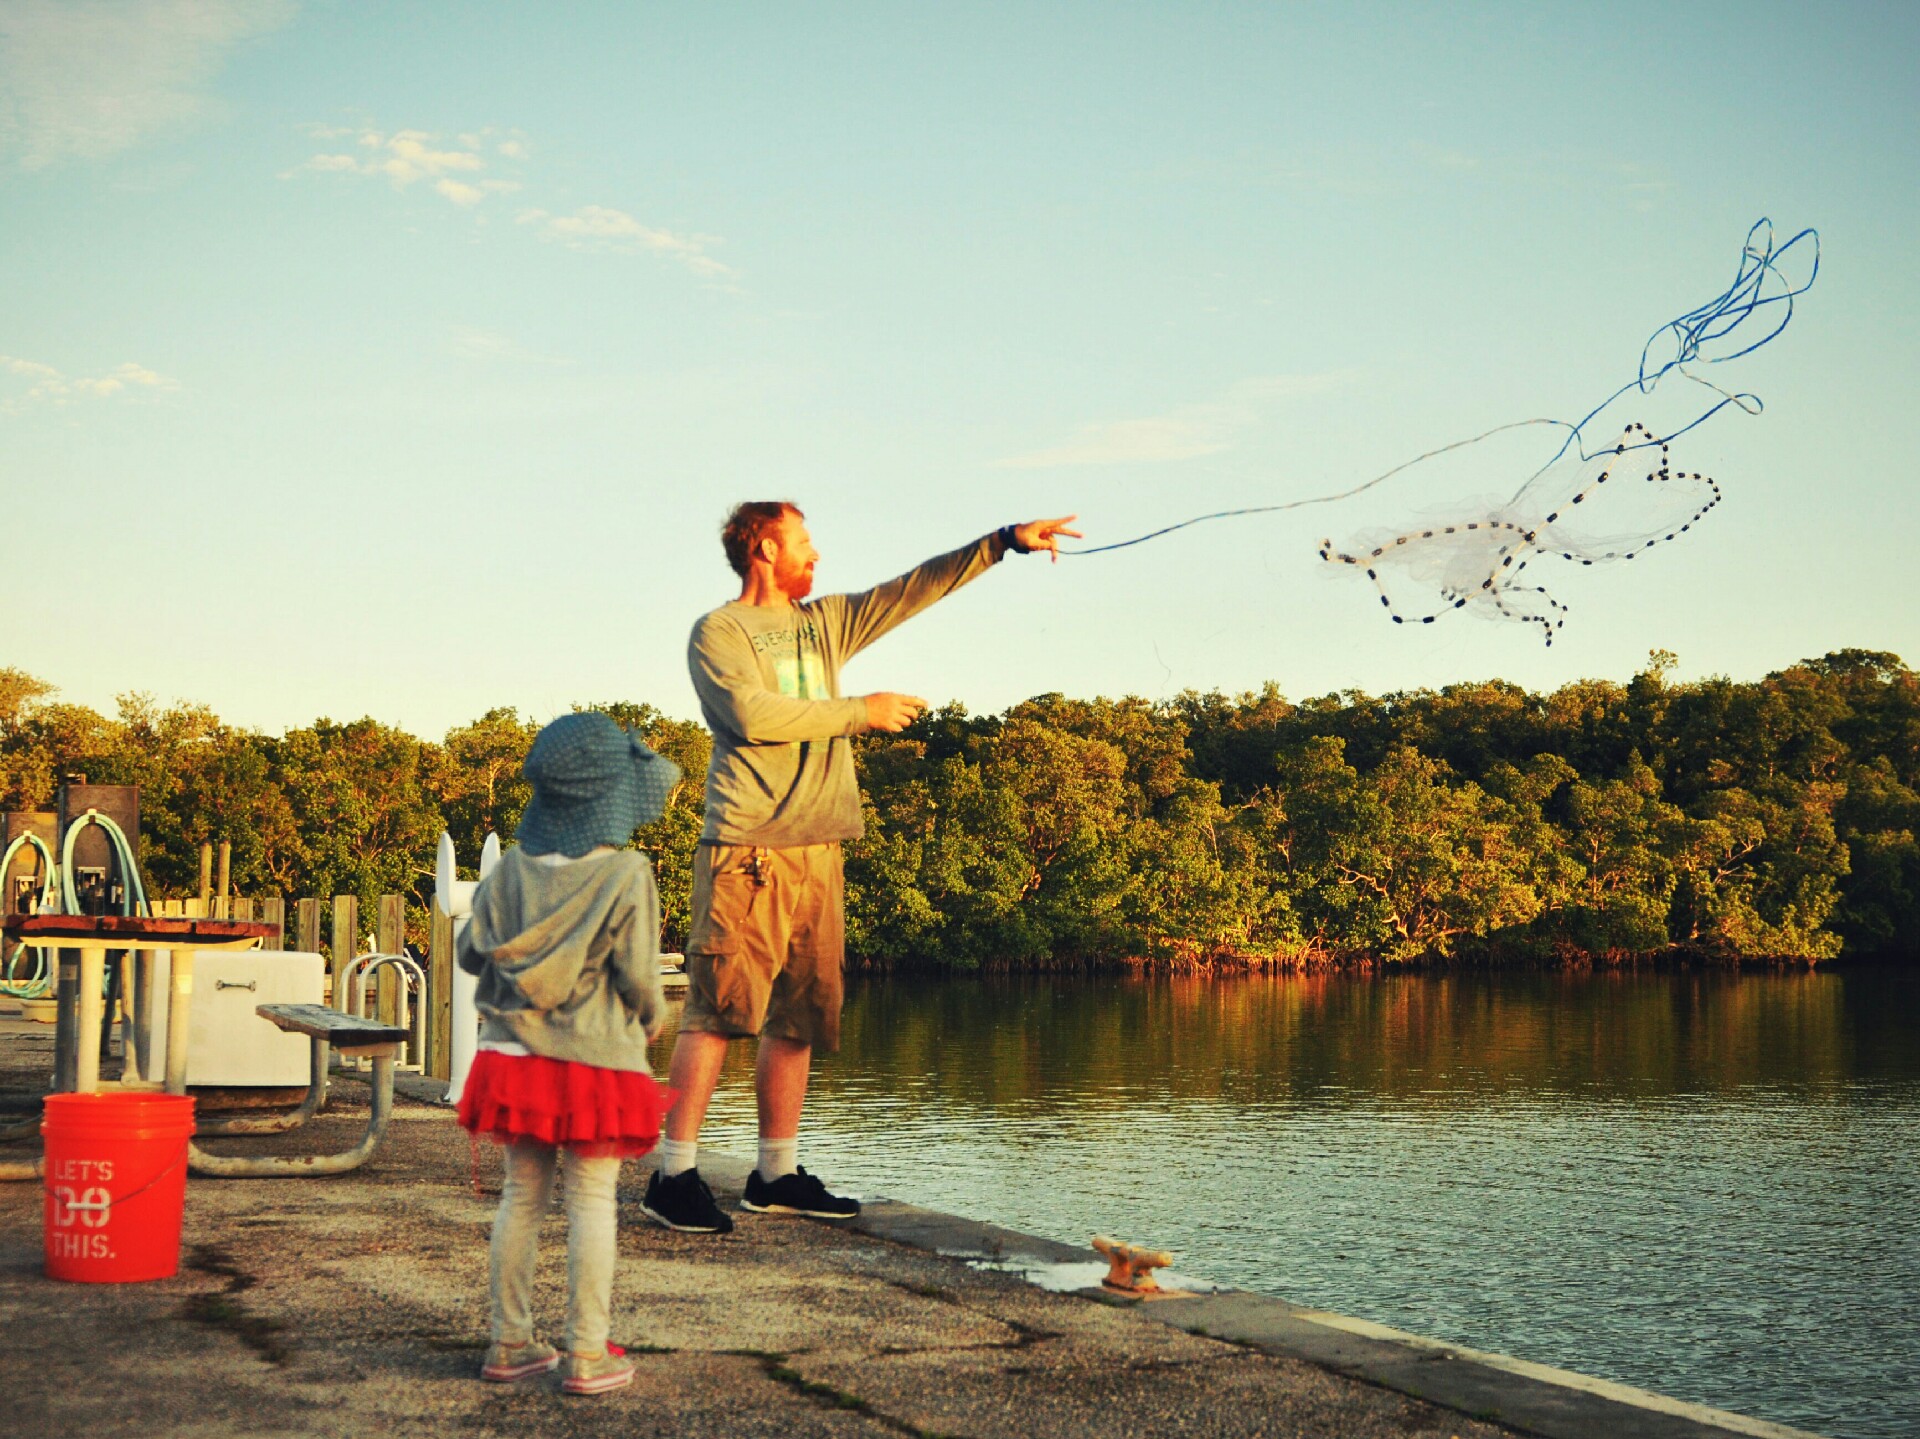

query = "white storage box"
[[180, 949, 325, 1086]]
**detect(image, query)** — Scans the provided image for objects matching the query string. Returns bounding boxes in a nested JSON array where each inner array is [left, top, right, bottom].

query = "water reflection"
[[655, 967, 1920, 1439]]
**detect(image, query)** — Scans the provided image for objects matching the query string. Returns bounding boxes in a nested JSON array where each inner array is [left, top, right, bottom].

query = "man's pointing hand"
[[1011, 515, 1083, 563]]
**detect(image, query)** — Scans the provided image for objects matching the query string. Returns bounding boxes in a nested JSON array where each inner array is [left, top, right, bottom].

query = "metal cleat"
[[1092, 1234, 1187, 1299]]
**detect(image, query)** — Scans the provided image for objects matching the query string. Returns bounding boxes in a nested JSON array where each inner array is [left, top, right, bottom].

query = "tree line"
[[2, 648, 1914, 969]]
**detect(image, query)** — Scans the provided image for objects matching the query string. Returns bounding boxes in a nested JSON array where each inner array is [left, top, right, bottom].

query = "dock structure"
[[0, 1011, 1823, 1439]]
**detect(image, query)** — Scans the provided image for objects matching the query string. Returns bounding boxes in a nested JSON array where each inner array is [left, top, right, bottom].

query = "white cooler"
[[148, 949, 326, 1087]]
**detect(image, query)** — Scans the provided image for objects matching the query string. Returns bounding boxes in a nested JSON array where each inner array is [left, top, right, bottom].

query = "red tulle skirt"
[[458, 1049, 676, 1159]]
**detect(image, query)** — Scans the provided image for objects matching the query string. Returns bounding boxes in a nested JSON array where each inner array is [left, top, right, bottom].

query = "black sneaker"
[[739, 1165, 860, 1219], [640, 1167, 734, 1234]]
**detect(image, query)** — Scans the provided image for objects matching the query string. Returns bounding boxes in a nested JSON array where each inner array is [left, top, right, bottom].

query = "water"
[[659, 967, 1920, 1439]]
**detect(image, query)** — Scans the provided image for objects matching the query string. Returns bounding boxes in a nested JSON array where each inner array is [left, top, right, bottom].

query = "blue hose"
[[1, 833, 57, 998], [59, 810, 148, 919]]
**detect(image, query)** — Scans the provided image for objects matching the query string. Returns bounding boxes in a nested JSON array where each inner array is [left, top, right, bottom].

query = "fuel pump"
[[51, 782, 145, 1088], [0, 829, 57, 998]]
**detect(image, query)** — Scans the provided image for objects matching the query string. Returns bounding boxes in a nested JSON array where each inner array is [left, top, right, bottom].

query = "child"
[[456, 711, 681, 1396]]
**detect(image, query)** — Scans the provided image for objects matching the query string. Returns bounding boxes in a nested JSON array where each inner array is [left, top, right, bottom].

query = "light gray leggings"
[[489, 1141, 623, 1354]]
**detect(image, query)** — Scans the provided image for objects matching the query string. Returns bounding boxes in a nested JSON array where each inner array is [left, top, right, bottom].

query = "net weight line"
[[1319, 425, 1722, 648]]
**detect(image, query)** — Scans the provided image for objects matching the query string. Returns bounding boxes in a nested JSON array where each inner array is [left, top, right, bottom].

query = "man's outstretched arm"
[[824, 516, 1081, 659]]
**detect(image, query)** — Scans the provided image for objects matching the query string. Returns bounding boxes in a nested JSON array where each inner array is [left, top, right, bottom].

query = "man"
[[641, 503, 1080, 1233]]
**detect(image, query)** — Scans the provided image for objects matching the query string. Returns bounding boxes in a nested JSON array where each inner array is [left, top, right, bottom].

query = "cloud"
[[447, 327, 568, 365], [0, 0, 294, 170], [517, 205, 734, 279], [1, 354, 177, 409], [999, 372, 1357, 469], [73, 361, 172, 396], [288, 124, 728, 283], [369, 130, 482, 184], [286, 125, 526, 206]]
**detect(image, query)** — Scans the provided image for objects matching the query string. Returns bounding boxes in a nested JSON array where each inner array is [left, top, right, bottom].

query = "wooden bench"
[[186, 1005, 411, 1178]]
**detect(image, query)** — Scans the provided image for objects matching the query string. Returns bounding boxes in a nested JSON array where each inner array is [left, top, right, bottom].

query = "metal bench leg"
[[188, 1054, 393, 1178]]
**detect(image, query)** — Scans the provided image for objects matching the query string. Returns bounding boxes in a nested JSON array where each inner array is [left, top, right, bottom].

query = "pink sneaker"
[[481, 1338, 561, 1382], [561, 1342, 635, 1395]]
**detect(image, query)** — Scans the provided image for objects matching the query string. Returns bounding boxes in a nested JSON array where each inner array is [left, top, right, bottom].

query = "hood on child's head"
[[514, 711, 682, 859]]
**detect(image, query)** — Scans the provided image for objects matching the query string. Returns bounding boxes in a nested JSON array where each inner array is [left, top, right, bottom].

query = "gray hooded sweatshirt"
[[456, 847, 664, 1074]]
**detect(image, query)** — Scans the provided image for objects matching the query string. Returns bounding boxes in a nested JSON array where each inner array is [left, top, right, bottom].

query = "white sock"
[[656, 1138, 697, 1177], [756, 1137, 798, 1181]]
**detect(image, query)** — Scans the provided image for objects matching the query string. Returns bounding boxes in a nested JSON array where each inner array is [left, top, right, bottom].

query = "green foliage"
[[574, 702, 710, 947], [436, 708, 539, 864], [3, 648, 1916, 968], [0, 684, 708, 947], [271, 718, 444, 917], [837, 649, 1914, 968], [1558, 757, 1682, 956]]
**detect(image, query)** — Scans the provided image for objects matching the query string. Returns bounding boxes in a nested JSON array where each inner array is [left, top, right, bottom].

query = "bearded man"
[[641, 502, 1078, 1233]]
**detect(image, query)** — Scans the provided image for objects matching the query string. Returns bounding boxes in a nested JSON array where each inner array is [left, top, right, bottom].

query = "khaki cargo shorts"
[[680, 842, 846, 1051]]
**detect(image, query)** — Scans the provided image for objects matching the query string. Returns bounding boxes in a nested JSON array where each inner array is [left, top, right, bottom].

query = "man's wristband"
[[998, 524, 1032, 554]]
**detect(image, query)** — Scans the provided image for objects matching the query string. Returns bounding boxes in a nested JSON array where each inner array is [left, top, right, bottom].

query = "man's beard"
[[778, 561, 814, 600]]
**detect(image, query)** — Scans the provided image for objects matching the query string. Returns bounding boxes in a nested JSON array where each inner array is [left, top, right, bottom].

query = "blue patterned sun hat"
[[515, 712, 683, 858]]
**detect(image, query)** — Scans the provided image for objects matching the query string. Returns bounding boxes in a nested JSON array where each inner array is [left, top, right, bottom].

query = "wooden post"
[[295, 897, 322, 957], [260, 896, 286, 950], [376, 894, 405, 1027], [214, 842, 231, 919], [428, 900, 454, 1080], [232, 896, 254, 922], [329, 895, 358, 1011], [197, 843, 212, 909]]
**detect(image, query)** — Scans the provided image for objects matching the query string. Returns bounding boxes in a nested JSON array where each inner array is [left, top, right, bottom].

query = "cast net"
[[1070, 219, 1820, 646]]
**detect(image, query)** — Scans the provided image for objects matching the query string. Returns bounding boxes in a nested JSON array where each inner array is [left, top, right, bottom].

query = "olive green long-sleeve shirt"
[[688, 531, 1008, 848]]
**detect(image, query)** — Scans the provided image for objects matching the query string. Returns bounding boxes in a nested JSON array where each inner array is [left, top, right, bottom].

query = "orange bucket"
[[41, 1093, 196, 1283]]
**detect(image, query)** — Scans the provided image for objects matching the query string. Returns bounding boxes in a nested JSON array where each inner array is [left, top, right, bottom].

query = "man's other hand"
[[1012, 515, 1083, 562], [864, 692, 928, 732]]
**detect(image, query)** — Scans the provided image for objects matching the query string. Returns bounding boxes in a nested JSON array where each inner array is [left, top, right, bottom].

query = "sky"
[[2, 1, 1916, 740]]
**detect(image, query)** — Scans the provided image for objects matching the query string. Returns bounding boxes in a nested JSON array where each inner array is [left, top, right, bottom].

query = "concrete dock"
[[0, 1015, 1823, 1439]]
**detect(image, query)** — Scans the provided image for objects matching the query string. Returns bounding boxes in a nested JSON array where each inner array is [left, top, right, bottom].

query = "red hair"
[[720, 501, 801, 577]]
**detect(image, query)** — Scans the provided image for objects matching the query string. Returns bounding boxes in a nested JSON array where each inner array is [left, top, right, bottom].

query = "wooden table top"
[[1, 914, 278, 945]]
